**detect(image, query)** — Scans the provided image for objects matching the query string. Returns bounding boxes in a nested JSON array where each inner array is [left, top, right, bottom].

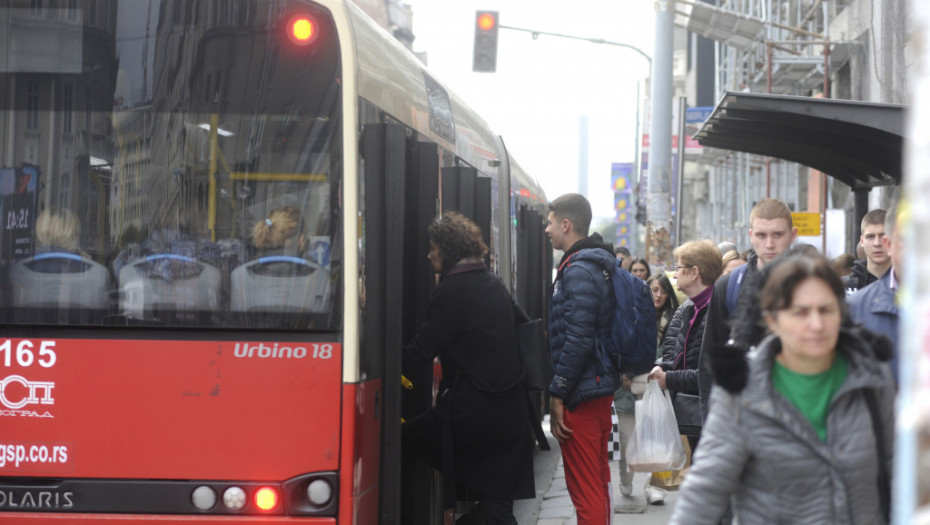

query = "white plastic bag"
[[626, 380, 687, 472]]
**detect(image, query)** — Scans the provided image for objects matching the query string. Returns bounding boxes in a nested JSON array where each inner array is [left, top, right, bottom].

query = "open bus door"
[[361, 124, 444, 525]]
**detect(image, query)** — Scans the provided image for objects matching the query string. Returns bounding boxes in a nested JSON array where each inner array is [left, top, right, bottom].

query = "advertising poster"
[[0, 165, 40, 266], [612, 162, 634, 247]]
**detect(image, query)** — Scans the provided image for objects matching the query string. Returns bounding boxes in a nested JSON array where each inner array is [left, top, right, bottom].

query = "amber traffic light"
[[473, 11, 499, 72]]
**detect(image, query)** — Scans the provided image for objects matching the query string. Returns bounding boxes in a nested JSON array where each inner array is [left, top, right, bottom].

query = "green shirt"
[[772, 354, 848, 442]]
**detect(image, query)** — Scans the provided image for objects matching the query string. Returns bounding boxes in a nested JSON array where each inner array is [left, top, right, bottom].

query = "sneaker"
[[620, 483, 633, 497], [645, 487, 665, 505]]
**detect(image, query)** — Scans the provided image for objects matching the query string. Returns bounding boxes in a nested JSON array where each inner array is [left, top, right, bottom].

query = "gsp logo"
[[0, 375, 55, 410]]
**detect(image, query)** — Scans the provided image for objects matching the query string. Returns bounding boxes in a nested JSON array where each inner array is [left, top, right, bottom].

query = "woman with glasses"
[[669, 253, 894, 525], [649, 240, 722, 450]]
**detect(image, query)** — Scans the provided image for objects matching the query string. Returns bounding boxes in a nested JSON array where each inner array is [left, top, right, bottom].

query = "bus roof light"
[[254, 487, 279, 511], [288, 15, 317, 45]]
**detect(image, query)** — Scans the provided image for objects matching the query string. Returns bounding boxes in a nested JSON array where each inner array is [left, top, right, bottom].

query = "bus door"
[[359, 124, 442, 524], [441, 166, 493, 260]]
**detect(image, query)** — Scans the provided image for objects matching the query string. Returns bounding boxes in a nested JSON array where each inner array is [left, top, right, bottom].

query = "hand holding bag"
[[627, 380, 687, 472]]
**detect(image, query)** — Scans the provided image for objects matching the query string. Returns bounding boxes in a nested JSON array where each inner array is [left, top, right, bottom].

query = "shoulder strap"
[[556, 253, 576, 279], [725, 263, 749, 314], [864, 388, 891, 523]]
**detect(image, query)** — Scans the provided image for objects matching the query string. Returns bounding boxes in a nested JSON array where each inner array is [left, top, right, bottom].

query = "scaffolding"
[[674, 0, 904, 253]]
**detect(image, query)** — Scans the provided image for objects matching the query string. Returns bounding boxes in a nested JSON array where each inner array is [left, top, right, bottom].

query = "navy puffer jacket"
[[548, 234, 618, 410]]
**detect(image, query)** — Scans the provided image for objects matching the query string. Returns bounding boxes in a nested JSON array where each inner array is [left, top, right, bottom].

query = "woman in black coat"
[[402, 212, 535, 525]]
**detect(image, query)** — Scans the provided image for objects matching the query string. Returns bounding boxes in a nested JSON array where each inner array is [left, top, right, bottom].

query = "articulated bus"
[[0, 0, 552, 523]]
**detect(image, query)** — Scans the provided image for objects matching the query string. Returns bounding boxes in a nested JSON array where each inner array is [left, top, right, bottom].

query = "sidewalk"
[[515, 416, 679, 524]]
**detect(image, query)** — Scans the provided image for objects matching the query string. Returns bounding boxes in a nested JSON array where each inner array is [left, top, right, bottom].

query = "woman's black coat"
[[658, 298, 708, 396], [403, 264, 535, 501]]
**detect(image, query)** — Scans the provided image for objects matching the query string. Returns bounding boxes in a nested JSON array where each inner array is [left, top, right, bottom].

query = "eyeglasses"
[[674, 265, 694, 271]]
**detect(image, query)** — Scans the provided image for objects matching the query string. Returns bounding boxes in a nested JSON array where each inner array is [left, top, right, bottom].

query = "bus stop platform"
[[514, 416, 680, 524]]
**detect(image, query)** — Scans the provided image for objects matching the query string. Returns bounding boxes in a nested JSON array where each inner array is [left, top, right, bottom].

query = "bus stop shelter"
[[693, 91, 905, 233]]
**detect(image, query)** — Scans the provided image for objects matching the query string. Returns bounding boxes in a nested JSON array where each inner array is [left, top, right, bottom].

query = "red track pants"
[[559, 395, 613, 525]]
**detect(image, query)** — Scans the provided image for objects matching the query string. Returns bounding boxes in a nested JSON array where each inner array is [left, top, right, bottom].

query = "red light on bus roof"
[[254, 487, 279, 511], [477, 12, 496, 31], [288, 15, 317, 45]]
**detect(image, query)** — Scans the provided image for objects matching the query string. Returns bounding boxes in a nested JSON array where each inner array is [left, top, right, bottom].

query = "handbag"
[[672, 392, 702, 437], [516, 318, 551, 391]]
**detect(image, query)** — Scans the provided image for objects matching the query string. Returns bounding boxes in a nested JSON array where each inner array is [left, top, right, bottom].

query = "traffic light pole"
[[497, 19, 662, 262], [498, 25, 652, 66]]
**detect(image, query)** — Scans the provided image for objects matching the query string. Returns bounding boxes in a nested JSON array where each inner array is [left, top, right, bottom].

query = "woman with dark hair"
[[402, 211, 534, 525], [629, 257, 650, 281], [646, 272, 679, 351], [669, 254, 895, 525]]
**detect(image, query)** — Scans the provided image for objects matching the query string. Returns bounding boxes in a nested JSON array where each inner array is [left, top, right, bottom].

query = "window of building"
[[63, 82, 73, 133], [27, 81, 39, 129]]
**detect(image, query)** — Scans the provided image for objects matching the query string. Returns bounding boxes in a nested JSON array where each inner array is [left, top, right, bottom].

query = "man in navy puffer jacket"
[[546, 193, 618, 525]]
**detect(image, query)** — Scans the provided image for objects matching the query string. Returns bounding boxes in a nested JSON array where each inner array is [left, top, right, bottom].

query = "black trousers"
[[476, 498, 516, 525]]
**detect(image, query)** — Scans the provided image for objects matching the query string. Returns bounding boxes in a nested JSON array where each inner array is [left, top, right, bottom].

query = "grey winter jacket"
[[669, 328, 895, 525]]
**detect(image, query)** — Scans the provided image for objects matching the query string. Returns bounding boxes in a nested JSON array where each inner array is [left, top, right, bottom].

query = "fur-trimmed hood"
[[711, 324, 894, 394]]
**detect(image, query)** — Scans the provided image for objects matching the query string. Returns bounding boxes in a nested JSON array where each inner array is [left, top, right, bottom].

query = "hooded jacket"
[[669, 328, 895, 525], [698, 250, 764, 418], [548, 233, 618, 410], [841, 258, 883, 294]]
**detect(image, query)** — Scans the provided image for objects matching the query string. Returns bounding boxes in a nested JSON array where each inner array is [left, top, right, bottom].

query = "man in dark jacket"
[[843, 208, 891, 295], [698, 199, 797, 419], [546, 193, 617, 525]]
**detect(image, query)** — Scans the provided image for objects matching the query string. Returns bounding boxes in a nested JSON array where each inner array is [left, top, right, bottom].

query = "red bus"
[[0, 1, 551, 523]]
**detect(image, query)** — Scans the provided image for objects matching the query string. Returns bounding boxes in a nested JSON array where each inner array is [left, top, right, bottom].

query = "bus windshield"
[[0, 1, 342, 330]]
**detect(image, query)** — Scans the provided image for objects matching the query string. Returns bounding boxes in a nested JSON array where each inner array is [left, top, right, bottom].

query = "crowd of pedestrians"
[[397, 191, 900, 525]]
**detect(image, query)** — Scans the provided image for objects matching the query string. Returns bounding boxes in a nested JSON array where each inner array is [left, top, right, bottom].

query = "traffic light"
[[472, 11, 499, 72]]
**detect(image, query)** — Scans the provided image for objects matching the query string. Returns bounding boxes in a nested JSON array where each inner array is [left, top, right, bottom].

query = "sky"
[[404, 0, 657, 220]]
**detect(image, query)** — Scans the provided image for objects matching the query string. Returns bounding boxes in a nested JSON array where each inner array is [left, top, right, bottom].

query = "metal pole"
[[674, 97, 686, 247], [647, 0, 675, 266], [578, 115, 589, 197], [822, 1, 830, 254], [634, 80, 642, 255], [766, 41, 773, 198], [499, 24, 652, 65]]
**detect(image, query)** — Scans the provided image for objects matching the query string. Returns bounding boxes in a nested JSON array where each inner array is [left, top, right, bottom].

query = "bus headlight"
[[223, 486, 247, 511], [307, 478, 333, 506], [191, 485, 217, 510]]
